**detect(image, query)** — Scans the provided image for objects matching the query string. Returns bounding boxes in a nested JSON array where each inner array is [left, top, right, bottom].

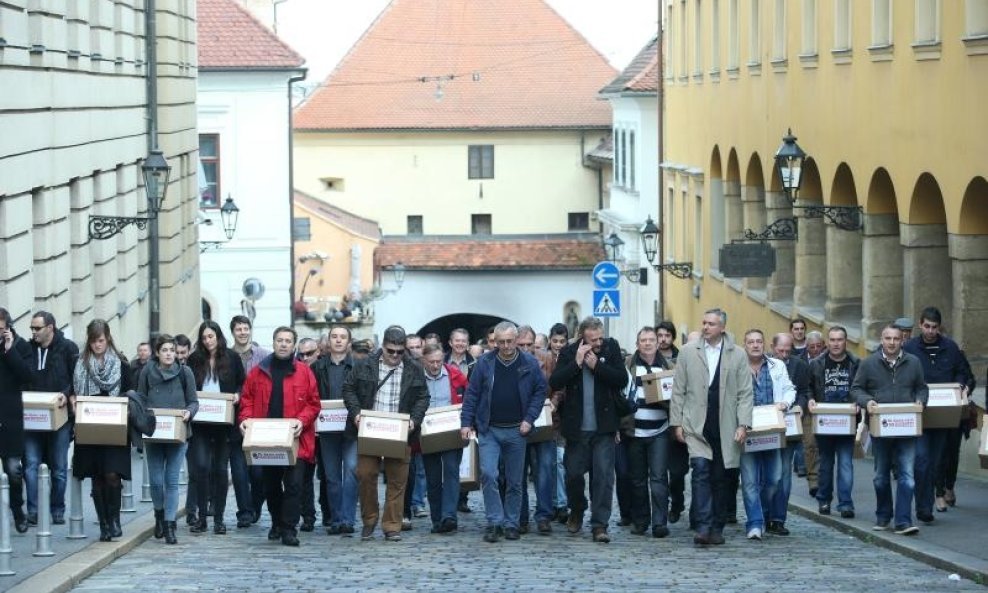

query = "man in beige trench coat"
[[670, 308, 753, 545]]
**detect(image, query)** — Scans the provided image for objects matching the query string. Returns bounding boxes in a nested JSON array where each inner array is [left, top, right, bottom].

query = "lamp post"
[[88, 150, 171, 241], [639, 216, 693, 279], [774, 128, 806, 203], [144, 150, 170, 340], [199, 195, 241, 252]]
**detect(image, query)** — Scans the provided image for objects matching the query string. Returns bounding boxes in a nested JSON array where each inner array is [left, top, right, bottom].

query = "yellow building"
[[661, 0, 988, 366]]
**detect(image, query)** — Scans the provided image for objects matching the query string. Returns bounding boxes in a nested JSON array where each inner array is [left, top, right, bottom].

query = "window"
[[680, 0, 688, 75], [619, 130, 627, 187], [568, 212, 590, 231], [728, 0, 740, 69], [834, 0, 852, 51], [801, 0, 817, 56], [694, 195, 703, 273], [871, 0, 892, 47], [468, 145, 494, 179], [407, 215, 423, 235], [198, 134, 220, 208], [773, 0, 787, 60], [629, 131, 636, 189], [967, 0, 988, 37], [666, 3, 676, 78], [711, 0, 721, 71], [694, 0, 703, 74], [471, 214, 491, 235], [292, 217, 311, 241], [666, 188, 675, 258], [321, 177, 345, 191], [915, 0, 941, 43], [749, 0, 761, 65]]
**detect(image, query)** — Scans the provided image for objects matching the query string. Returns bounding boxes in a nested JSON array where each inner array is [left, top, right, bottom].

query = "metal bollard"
[[33, 465, 54, 557], [178, 459, 188, 486], [67, 476, 86, 539], [121, 479, 136, 513], [0, 473, 15, 576], [140, 454, 152, 503]]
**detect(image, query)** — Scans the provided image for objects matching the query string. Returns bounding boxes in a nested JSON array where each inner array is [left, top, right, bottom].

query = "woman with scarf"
[[138, 334, 198, 544], [186, 321, 245, 534], [71, 319, 134, 542]]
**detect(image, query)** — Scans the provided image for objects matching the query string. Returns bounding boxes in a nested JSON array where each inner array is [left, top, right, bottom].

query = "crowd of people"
[[0, 303, 980, 548]]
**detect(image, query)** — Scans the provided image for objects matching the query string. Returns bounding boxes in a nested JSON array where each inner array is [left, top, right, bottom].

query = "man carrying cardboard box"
[[0, 307, 33, 534], [739, 330, 795, 541], [808, 326, 860, 520], [851, 323, 928, 536], [239, 326, 321, 547], [903, 306, 972, 521], [421, 343, 468, 534], [25, 311, 79, 526], [344, 326, 430, 543]]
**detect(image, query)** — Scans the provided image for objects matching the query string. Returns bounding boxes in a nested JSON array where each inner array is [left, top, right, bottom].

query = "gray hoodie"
[[138, 362, 199, 435]]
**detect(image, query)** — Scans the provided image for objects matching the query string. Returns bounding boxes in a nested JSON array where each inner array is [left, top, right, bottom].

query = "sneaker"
[[536, 519, 552, 535], [916, 511, 935, 524], [591, 527, 610, 543], [767, 521, 790, 536], [414, 507, 429, 518], [483, 526, 501, 543], [651, 525, 670, 538], [566, 514, 582, 534], [401, 518, 413, 531], [504, 527, 520, 540], [747, 527, 762, 540], [895, 524, 919, 536], [840, 510, 855, 519], [360, 525, 375, 541], [873, 522, 890, 531], [384, 531, 402, 542], [818, 503, 831, 515]]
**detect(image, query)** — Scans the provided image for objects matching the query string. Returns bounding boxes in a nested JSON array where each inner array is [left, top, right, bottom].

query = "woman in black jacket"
[[186, 320, 246, 534], [71, 319, 134, 542], [0, 307, 33, 533]]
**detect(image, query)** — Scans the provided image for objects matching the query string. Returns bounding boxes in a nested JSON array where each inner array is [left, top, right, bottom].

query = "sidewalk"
[[1, 449, 173, 593], [788, 454, 988, 583]]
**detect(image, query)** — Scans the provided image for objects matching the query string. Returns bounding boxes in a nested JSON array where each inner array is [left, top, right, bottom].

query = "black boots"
[[92, 487, 111, 542], [106, 482, 122, 538], [154, 509, 165, 539], [164, 521, 178, 545], [190, 515, 208, 533]]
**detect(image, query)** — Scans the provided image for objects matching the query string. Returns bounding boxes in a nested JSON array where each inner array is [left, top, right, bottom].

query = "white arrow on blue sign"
[[592, 289, 620, 317], [592, 261, 620, 290]]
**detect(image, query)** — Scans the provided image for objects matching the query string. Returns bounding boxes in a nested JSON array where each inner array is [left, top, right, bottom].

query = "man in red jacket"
[[239, 326, 321, 546]]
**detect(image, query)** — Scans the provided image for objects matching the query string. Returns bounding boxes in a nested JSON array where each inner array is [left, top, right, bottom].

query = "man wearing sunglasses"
[[344, 326, 429, 542]]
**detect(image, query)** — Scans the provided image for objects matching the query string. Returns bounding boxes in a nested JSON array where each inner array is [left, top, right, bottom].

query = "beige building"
[[660, 0, 988, 370], [0, 1, 201, 350]]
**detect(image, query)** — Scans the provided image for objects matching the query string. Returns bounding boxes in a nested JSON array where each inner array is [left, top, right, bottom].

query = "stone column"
[[861, 214, 903, 343], [794, 204, 827, 311], [949, 234, 988, 360], [900, 223, 951, 328], [724, 181, 742, 241], [742, 183, 767, 291], [765, 190, 795, 303], [824, 222, 863, 322]]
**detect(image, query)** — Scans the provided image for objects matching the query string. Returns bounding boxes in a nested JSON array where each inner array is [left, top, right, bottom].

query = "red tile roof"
[[599, 36, 659, 95], [197, 0, 305, 70], [374, 236, 605, 271], [294, 190, 381, 240], [294, 0, 617, 131]]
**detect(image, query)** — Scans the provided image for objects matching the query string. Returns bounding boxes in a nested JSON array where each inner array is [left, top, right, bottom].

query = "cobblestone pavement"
[[69, 485, 985, 593]]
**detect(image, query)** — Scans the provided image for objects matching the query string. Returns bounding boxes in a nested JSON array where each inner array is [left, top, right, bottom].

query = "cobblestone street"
[[69, 487, 985, 593]]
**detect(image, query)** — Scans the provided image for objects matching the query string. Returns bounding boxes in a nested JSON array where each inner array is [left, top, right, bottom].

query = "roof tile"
[[599, 36, 658, 95], [294, 190, 381, 240], [374, 236, 605, 271], [197, 0, 305, 70]]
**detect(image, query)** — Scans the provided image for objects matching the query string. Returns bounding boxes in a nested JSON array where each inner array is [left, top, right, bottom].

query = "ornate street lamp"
[[639, 216, 659, 264], [774, 128, 806, 203], [603, 233, 624, 262], [219, 195, 240, 240], [89, 150, 171, 240], [393, 262, 406, 289]]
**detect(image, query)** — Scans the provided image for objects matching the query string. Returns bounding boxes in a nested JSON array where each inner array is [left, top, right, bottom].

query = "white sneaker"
[[746, 527, 762, 540]]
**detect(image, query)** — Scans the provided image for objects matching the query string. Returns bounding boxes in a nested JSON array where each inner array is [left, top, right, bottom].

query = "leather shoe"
[[668, 510, 682, 524], [652, 525, 670, 538], [566, 514, 582, 534], [236, 515, 252, 529], [536, 519, 552, 535], [591, 527, 610, 543], [441, 518, 458, 534], [767, 521, 790, 536], [281, 530, 300, 546], [267, 526, 282, 540], [51, 511, 65, 525], [300, 519, 315, 533], [693, 533, 711, 546], [504, 527, 520, 540], [483, 526, 501, 543], [13, 512, 28, 534], [630, 524, 648, 536], [708, 532, 725, 545], [213, 521, 227, 535]]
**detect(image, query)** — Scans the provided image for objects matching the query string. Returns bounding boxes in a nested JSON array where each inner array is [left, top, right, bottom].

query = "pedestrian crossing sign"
[[592, 289, 620, 317]]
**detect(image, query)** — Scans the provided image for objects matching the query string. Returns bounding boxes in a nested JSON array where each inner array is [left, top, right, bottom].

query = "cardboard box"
[[750, 404, 786, 434], [744, 432, 784, 452], [420, 404, 465, 454], [357, 410, 410, 459], [869, 403, 924, 438], [641, 370, 675, 404], [980, 422, 988, 469], [22, 391, 69, 431], [74, 396, 129, 446], [316, 400, 348, 433], [242, 419, 299, 466], [924, 383, 966, 430], [146, 408, 188, 444], [784, 410, 803, 441], [854, 417, 871, 459], [194, 392, 236, 425], [459, 437, 480, 491], [811, 403, 858, 436], [526, 400, 554, 443]]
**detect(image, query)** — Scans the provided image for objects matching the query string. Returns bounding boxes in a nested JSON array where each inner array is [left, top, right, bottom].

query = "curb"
[[788, 502, 988, 585]]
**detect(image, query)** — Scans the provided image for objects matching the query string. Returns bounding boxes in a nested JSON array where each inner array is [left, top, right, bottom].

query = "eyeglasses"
[[30, 326, 46, 331], [384, 347, 405, 356]]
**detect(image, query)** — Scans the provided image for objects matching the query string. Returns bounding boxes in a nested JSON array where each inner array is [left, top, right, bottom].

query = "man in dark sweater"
[[902, 306, 970, 523], [460, 321, 546, 543], [851, 323, 928, 535]]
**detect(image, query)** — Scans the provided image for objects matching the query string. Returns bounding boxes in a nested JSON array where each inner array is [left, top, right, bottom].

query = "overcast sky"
[[272, 0, 661, 85]]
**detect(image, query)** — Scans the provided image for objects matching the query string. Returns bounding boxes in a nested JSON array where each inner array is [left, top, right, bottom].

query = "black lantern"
[[774, 128, 806, 202], [219, 195, 240, 240], [639, 216, 659, 264], [603, 232, 624, 262], [141, 149, 171, 213], [393, 262, 406, 289]]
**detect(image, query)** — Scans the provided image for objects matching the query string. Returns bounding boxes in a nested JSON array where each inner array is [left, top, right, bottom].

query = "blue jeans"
[[769, 442, 796, 523], [479, 425, 527, 529], [423, 448, 463, 526], [555, 445, 567, 509], [816, 435, 855, 511], [627, 431, 670, 528], [739, 448, 781, 532], [230, 428, 264, 520], [564, 431, 616, 529], [411, 454, 427, 509], [872, 436, 916, 528], [318, 432, 358, 528], [145, 441, 189, 521], [519, 440, 556, 524], [24, 421, 73, 515], [914, 428, 948, 516]]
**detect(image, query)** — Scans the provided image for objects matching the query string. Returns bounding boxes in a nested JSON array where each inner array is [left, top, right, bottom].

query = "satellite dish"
[[242, 278, 265, 301]]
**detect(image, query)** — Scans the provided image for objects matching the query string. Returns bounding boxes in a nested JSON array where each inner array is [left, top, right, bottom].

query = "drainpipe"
[[146, 0, 161, 340], [287, 69, 308, 321], [656, 19, 665, 322]]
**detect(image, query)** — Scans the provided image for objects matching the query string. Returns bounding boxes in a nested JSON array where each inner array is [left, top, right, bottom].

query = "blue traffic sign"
[[592, 289, 620, 318], [592, 261, 620, 290]]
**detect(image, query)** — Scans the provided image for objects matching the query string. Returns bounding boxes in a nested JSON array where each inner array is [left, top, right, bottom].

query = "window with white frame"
[[915, 0, 941, 43], [834, 0, 852, 51], [801, 0, 817, 55], [872, 0, 893, 46], [728, 0, 740, 68], [967, 0, 988, 37], [694, 194, 703, 273], [711, 0, 721, 70], [629, 131, 636, 190], [694, 0, 703, 74], [749, 0, 761, 64], [680, 0, 688, 75], [666, 3, 676, 78], [773, 0, 787, 60], [666, 188, 675, 258]]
